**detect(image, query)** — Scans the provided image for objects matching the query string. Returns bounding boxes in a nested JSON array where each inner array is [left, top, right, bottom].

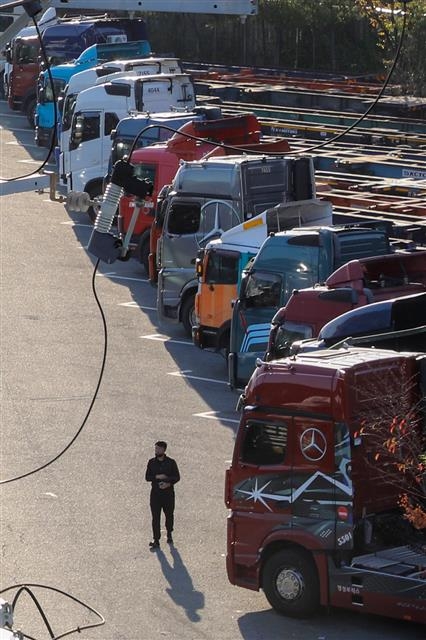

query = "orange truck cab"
[[226, 347, 426, 623]]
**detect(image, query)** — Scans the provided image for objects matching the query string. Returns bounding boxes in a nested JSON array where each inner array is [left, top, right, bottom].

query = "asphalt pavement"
[[0, 100, 424, 639]]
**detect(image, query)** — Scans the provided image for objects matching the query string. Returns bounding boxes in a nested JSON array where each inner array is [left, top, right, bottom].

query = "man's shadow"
[[155, 546, 204, 622]]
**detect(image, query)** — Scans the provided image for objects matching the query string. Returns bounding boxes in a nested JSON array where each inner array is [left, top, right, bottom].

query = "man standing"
[[145, 441, 180, 549]]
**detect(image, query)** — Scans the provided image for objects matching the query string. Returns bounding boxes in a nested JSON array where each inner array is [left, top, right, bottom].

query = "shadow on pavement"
[[154, 545, 205, 622], [237, 607, 426, 640]]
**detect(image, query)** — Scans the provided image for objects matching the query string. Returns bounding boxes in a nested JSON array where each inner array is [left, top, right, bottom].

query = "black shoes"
[[149, 536, 173, 549]]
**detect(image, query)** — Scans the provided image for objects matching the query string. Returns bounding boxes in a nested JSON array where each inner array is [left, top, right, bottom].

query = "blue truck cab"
[[35, 27, 150, 147], [228, 225, 393, 389]]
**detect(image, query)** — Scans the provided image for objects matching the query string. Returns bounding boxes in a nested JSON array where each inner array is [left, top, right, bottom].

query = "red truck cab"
[[118, 113, 263, 273], [226, 347, 426, 623], [8, 34, 40, 122], [267, 250, 426, 360]]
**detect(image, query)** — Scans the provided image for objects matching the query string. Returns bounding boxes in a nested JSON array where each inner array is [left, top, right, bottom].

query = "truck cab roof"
[[244, 346, 420, 423], [318, 291, 426, 341]]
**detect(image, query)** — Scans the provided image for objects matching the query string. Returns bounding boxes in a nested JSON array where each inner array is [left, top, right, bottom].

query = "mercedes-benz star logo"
[[300, 428, 327, 461]]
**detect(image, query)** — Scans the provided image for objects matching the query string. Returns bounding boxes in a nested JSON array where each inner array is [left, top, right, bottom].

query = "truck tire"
[[262, 549, 319, 618], [181, 294, 196, 338], [136, 235, 150, 274], [25, 98, 37, 129], [220, 330, 230, 360], [86, 183, 103, 223]]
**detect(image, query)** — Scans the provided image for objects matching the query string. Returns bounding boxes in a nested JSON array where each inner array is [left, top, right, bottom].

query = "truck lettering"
[[337, 532, 353, 546]]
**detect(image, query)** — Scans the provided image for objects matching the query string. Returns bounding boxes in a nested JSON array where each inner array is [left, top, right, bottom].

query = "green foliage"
[[146, 1, 425, 92]]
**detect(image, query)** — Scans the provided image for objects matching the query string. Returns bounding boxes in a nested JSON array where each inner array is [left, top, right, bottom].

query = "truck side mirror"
[[70, 115, 84, 150], [195, 257, 203, 278]]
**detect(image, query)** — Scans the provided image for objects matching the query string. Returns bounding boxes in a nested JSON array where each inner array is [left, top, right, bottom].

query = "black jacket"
[[145, 455, 180, 494]]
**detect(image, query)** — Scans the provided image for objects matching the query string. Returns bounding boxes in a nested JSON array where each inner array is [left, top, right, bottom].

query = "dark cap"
[[155, 441, 167, 450]]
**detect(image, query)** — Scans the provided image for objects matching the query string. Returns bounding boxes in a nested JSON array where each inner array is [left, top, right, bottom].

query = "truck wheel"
[[136, 236, 150, 274], [181, 294, 196, 338], [262, 549, 319, 618], [86, 183, 103, 223], [220, 330, 230, 359], [25, 98, 36, 129]]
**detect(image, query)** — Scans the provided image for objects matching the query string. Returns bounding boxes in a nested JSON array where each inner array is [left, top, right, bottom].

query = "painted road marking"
[[119, 301, 156, 310], [61, 221, 93, 227], [141, 334, 192, 345], [7, 140, 39, 147], [17, 159, 55, 165], [96, 271, 148, 283], [193, 410, 239, 424], [168, 370, 228, 385]]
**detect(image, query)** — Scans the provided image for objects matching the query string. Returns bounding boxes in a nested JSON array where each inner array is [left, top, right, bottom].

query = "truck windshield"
[[167, 200, 239, 239], [62, 93, 77, 131], [271, 321, 313, 359], [243, 244, 319, 306], [205, 251, 239, 285], [243, 271, 282, 308], [132, 163, 156, 184], [43, 77, 66, 103], [15, 40, 38, 64], [111, 128, 165, 165]]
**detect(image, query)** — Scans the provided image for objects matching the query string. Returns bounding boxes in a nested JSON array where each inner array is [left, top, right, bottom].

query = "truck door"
[[291, 417, 353, 549], [101, 111, 120, 177], [69, 110, 102, 188], [199, 248, 240, 333], [161, 199, 240, 271], [229, 415, 294, 522]]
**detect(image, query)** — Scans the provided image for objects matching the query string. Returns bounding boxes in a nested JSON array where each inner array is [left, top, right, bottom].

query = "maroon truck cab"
[[8, 34, 39, 116], [226, 348, 426, 623], [267, 250, 426, 360]]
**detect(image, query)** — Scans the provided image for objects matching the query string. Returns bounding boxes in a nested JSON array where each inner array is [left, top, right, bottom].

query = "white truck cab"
[[66, 72, 195, 197], [59, 57, 183, 181]]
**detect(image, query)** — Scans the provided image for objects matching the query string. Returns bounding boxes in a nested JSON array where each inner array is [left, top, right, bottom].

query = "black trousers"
[[150, 490, 175, 541]]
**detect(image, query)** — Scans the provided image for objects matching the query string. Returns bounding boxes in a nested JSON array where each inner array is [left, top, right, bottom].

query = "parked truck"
[[228, 225, 396, 389], [35, 32, 150, 146], [65, 72, 196, 198], [4, 7, 59, 118], [289, 290, 426, 355], [58, 56, 184, 184], [118, 111, 263, 270], [266, 250, 426, 360], [225, 346, 426, 623], [193, 199, 333, 354], [156, 154, 315, 336]]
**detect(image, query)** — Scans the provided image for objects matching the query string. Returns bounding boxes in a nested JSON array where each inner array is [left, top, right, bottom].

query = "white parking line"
[[168, 371, 228, 385], [119, 301, 156, 310], [96, 271, 148, 283], [61, 221, 92, 227], [7, 140, 39, 147], [193, 410, 239, 424], [141, 333, 192, 345], [17, 159, 55, 165]]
